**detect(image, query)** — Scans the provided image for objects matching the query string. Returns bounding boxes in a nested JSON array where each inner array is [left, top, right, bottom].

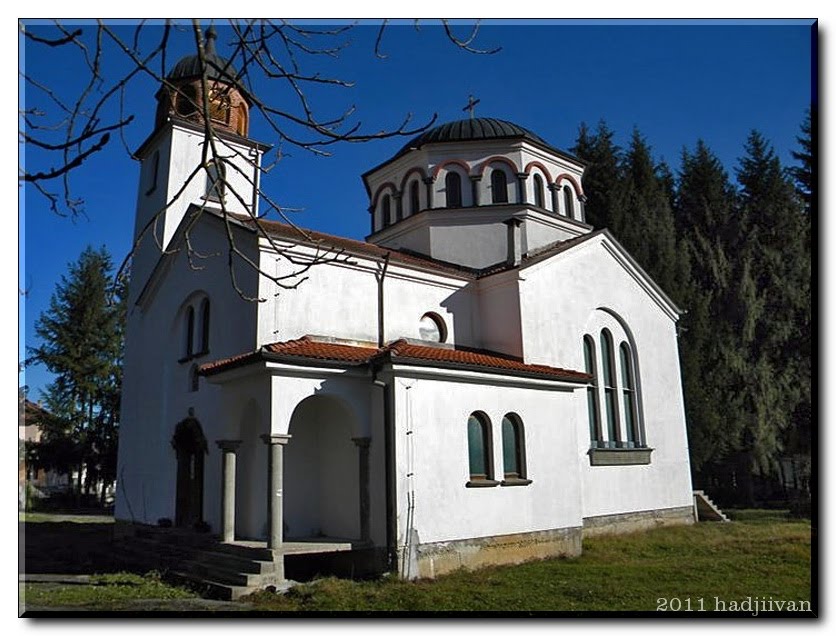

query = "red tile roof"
[[199, 336, 590, 383]]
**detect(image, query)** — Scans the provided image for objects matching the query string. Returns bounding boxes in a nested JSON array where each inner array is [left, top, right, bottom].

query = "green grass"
[[22, 572, 195, 609], [244, 516, 812, 612], [19, 512, 114, 524]]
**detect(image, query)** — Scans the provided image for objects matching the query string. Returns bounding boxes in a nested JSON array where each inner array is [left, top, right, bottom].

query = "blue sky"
[[19, 19, 815, 399]]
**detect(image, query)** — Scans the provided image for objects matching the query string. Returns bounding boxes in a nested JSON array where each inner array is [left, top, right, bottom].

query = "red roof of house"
[[199, 336, 590, 383]]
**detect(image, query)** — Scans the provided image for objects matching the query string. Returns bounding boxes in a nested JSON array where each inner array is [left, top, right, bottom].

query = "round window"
[[419, 313, 447, 343]]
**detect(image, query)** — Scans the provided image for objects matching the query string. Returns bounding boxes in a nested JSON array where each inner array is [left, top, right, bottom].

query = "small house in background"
[[115, 28, 695, 593]]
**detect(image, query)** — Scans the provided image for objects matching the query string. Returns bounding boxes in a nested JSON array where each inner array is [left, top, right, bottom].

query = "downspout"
[[373, 367, 397, 572], [377, 254, 390, 347]]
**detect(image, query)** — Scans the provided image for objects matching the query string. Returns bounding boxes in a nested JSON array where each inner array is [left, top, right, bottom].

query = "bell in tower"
[[154, 26, 250, 138]]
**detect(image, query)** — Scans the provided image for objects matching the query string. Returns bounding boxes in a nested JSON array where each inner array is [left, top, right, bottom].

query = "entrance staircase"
[[115, 524, 359, 600], [693, 490, 730, 522]]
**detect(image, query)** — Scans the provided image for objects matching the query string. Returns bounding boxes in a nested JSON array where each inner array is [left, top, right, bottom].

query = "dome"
[[395, 117, 552, 157], [168, 26, 241, 84]]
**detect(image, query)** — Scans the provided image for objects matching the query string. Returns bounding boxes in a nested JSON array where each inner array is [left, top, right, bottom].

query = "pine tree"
[[571, 120, 623, 233], [27, 246, 125, 498], [789, 108, 813, 216]]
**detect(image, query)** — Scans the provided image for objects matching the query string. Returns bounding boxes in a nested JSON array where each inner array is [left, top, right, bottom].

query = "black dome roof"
[[168, 26, 240, 84], [395, 117, 550, 157]]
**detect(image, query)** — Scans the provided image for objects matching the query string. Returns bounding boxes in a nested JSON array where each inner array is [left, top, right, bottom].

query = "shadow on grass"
[[20, 518, 135, 575]]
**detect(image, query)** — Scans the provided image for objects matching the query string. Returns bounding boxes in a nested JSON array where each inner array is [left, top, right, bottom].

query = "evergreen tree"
[[27, 246, 125, 498], [571, 120, 623, 233], [789, 108, 813, 216]]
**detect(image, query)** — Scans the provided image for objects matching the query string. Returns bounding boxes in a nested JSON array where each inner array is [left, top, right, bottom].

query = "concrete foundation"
[[582, 505, 695, 538], [412, 526, 583, 579]]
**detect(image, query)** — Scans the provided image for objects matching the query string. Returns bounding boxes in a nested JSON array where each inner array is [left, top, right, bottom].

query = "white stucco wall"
[[389, 373, 584, 547], [115, 217, 259, 530], [514, 235, 693, 519]]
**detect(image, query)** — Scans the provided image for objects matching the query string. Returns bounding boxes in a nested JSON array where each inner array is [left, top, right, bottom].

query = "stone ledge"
[[582, 505, 695, 538], [465, 479, 500, 488], [587, 447, 653, 466]]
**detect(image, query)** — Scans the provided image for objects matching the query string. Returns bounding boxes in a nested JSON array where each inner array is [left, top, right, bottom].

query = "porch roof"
[[198, 335, 591, 383]]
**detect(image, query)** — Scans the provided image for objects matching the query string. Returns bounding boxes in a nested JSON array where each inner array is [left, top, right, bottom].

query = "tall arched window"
[[584, 336, 603, 447], [563, 185, 575, 219], [206, 161, 226, 201], [533, 174, 545, 209], [409, 180, 420, 217], [501, 414, 528, 481], [381, 194, 392, 228], [620, 342, 640, 446], [445, 172, 462, 208], [199, 298, 211, 355], [600, 329, 620, 447], [491, 169, 508, 204], [184, 306, 195, 358], [467, 412, 493, 483]]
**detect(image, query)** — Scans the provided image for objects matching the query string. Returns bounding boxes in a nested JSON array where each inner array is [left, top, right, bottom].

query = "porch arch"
[[284, 394, 362, 541]]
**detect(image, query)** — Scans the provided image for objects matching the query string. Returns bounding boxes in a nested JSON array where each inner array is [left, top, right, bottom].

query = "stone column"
[[516, 172, 529, 205], [422, 176, 435, 210], [260, 433, 291, 550], [469, 175, 482, 207], [549, 183, 560, 215], [215, 440, 242, 543], [352, 437, 372, 543]]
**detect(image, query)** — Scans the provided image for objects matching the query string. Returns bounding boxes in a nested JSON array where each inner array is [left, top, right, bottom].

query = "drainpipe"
[[373, 370, 397, 572], [376, 254, 390, 347]]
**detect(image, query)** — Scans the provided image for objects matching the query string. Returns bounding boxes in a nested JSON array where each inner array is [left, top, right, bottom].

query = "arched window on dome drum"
[[491, 169, 508, 204], [445, 172, 462, 208], [409, 180, 420, 217], [533, 174, 545, 209], [206, 161, 226, 201], [467, 413, 493, 481], [600, 329, 620, 447], [563, 185, 575, 219], [620, 342, 641, 446], [584, 335, 603, 447], [381, 194, 392, 228], [501, 414, 526, 480]]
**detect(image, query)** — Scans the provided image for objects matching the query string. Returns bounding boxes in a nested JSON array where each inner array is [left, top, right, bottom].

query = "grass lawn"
[[243, 510, 812, 613], [20, 510, 812, 614]]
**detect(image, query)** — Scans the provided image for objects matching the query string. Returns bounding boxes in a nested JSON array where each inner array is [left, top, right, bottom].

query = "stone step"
[[213, 542, 275, 561], [169, 570, 255, 601], [693, 490, 730, 522], [192, 548, 276, 575], [180, 558, 282, 588]]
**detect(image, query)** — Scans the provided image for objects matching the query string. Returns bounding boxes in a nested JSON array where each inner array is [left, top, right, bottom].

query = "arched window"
[[501, 414, 527, 481], [419, 312, 447, 343], [533, 174, 545, 209], [381, 194, 392, 228], [620, 342, 640, 446], [584, 336, 603, 447], [445, 172, 462, 208], [563, 185, 575, 219], [491, 169, 508, 204], [184, 306, 195, 358], [206, 161, 226, 201], [176, 83, 198, 117], [409, 180, 420, 217], [600, 329, 620, 447], [467, 413, 493, 483], [199, 298, 211, 354]]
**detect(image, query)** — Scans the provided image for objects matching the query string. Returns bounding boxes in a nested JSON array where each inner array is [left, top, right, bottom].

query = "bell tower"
[[129, 25, 264, 298]]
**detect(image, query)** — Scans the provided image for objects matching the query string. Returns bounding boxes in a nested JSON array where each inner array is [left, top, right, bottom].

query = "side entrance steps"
[[693, 490, 730, 522]]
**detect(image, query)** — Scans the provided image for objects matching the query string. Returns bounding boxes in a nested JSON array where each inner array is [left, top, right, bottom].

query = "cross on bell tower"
[[462, 94, 480, 120]]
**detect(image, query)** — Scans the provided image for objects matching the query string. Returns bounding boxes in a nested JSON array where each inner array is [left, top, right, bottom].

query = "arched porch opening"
[[235, 399, 268, 539], [284, 394, 361, 541]]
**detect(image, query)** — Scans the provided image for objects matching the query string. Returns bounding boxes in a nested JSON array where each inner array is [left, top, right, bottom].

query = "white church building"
[[115, 29, 695, 583]]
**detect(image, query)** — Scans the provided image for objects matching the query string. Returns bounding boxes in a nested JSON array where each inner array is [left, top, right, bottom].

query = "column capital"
[[216, 439, 242, 452], [260, 433, 292, 446], [469, 174, 482, 182], [516, 172, 529, 180], [351, 436, 372, 449], [547, 182, 560, 192], [421, 175, 435, 184]]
